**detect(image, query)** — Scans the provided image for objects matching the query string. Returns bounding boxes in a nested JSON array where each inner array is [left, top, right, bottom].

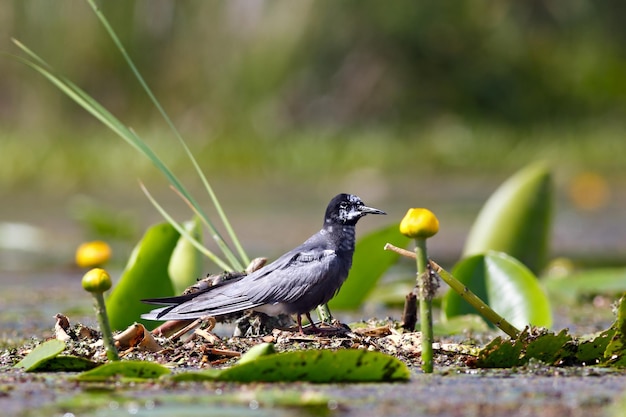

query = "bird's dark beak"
[[359, 205, 386, 216]]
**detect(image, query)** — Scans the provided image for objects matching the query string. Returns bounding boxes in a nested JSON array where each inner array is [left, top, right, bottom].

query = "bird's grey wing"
[[141, 280, 263, 320], [247, 248, 342, 308]]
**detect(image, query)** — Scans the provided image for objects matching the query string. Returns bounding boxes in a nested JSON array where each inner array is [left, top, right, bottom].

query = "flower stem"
[[415, 238, 434, 373], [92, 293, 119, 361]]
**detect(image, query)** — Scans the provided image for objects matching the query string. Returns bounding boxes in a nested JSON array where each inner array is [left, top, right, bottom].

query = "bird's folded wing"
[[247, 249, 338, 304], [141, 285, 262, 320]]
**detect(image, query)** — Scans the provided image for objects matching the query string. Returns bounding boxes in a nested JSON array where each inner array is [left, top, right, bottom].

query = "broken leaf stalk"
[[429, 260, 521, 339], [383, 243, 521, 339], [82, 268, 120, 361]]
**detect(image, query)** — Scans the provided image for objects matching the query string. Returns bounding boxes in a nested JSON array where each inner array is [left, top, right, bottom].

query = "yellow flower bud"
[[75, 240, 112, 268], [399, 208, 439, 239], [82, 267, 112, 293]]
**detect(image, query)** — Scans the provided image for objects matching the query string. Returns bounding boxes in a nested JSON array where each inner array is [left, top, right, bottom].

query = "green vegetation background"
[[2, 0, 626, 195]]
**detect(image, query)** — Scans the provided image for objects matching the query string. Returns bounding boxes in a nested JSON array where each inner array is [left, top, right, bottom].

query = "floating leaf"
[[220, 349, 411, 383], [475, 336, 523, 368], [576, 328, 616, 365], [520, 329, 574, 365], [544, 268, 626, 302], [172, 349, 409, 383], [168, 217, 204, 294], [477, 328, 573, 368], [443, 251, 552, 329], [330, 224, 410, 310], [237, 342, 276, 365], [14, 339, 66, 371], [106, 222, 179, 331], [243, 389, 332, 408], [463, 163, 553, 274], [76, 360, 170, 381], [433, 314, 490, 336], [30, 355, 100, 372], [474, 296, 626, 368]]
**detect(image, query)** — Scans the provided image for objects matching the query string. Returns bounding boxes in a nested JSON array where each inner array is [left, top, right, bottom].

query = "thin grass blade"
[[139, 183, 233, 272], [12, 37, 241, 270], [85, 0, 249, 268]]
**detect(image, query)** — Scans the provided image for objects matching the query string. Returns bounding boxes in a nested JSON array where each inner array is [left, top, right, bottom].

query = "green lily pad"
[[520, 329, 574, 365], [443, 251, 552, 329], [173, 348, 409, 383], [237, 342, 276, 364], [477, 328, 574, 368], [433, 314, 490, 336], [14, 339, 66, 371], [30, 355, 100, 372], [576, 328, 616, 365], [476, 336, 523, 368], [76, 360, 171, 381], [544, 268, 626, 302]]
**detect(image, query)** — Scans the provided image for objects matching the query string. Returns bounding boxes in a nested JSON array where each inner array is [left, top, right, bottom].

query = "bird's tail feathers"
[[142, 293, 198, 306], [140, 306, 174, 320]]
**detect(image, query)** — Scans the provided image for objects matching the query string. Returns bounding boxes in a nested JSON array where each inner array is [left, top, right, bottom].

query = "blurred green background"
[[1, 0, 625, 268]]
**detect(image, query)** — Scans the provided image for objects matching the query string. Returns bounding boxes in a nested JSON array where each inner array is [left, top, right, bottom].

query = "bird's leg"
[[296, 314, 306, 334], [296, 313, 320, 334], [295, 312, 350, 335], [305, 312, 320, 333]]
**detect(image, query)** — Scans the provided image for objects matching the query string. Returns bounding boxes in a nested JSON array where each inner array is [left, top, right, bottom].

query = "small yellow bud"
[[399, 208, 439, 239], [75, 240, 112, 268], [82, 267, 112, 293]]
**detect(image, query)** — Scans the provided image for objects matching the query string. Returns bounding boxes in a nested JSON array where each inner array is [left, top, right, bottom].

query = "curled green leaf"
[[106, 222, 179, 330], [14, 339, 66, 372], [443, 251, 552, 329], [463, 163, 553, 274]]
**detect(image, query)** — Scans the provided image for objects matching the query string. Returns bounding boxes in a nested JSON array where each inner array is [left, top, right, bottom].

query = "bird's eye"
[[339, 202, 348, 209]]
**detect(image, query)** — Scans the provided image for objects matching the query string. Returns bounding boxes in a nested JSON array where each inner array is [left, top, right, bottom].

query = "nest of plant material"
[[3, 314, 478, 371]]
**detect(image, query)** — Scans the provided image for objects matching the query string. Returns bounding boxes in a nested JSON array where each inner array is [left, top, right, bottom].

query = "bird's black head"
[[324, 193, 386, 226]]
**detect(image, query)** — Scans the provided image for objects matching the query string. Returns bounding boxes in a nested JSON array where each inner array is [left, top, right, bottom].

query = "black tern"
[[142, 193, 386, 333]]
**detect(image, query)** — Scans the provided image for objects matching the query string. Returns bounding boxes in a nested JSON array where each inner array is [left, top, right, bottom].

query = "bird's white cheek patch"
[[346, 208, 362, 220]]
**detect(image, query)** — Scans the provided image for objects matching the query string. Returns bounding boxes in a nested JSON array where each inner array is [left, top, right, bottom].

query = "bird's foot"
[[295, 313, 350, 335], [299, 321, 350, 336]]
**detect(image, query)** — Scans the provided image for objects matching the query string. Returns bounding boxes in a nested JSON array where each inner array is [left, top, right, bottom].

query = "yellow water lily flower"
[[399, 208, 439, 239], [75, 240, 112, 268]]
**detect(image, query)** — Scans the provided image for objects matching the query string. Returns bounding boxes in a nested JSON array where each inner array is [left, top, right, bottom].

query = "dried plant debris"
[[9, 314, 441, 375], [114, 323, 161, 353], [9, 293, 626, 380]]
